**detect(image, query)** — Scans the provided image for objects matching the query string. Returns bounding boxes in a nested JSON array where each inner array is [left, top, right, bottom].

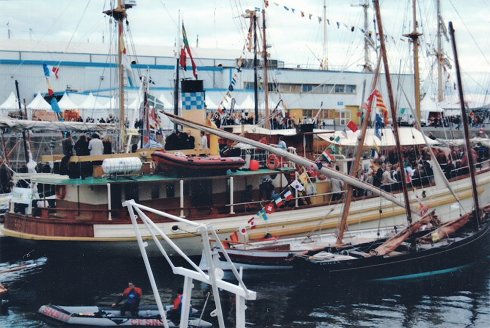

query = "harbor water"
[[1, 237, 490, 327]]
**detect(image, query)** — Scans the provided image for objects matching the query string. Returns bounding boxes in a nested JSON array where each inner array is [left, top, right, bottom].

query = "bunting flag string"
[[265, 0, 404, 45]]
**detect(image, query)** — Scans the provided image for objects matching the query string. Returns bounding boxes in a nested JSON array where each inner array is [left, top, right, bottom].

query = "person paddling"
[[112, 282, 142, 317]]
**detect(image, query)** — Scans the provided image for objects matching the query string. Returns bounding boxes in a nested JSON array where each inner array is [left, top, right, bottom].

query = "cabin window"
[[166, 184, 175, 198], [151, 184, 160, 199]]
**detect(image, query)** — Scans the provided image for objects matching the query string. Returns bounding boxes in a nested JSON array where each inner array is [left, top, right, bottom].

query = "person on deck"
[[88, 133, 104, 156], [277, 136, 287, 150], [74, 135, 90, 156], [112, 282, 142, 317], [200, 131, 208, 149]]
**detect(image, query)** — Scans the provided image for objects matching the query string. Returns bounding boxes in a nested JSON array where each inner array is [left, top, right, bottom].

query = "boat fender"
[[56, 185, 66, 200], [266, 154, 280, 170]]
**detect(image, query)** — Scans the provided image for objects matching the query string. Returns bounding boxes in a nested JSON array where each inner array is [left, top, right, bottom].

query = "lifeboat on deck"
[[151, 151, 245, 174]]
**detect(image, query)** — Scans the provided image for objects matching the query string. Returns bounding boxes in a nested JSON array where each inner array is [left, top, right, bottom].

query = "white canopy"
[[58, 93, 79, 110], [317, 127, 438, 147], [79, 93, 108, 110], [240, 95, 255, 110], [0, 91, 19, 111], [0, 118, 115, 132], [204, 97, 218, 110], [420, 96, 443, 112], [27, 93, 51, 110], [158, 93, 173, 109]]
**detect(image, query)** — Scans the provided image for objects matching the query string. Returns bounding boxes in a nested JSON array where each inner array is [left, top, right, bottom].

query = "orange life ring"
[[56, 185, 66, 200], [266, 154, 280, 170]]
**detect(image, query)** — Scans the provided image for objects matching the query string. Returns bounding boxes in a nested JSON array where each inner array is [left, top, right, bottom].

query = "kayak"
[[38, 304, 212, 327]]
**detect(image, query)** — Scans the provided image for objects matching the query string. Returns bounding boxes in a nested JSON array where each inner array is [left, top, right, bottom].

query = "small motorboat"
[[152, 151, 245, 174], [38, 304, 212, 327]]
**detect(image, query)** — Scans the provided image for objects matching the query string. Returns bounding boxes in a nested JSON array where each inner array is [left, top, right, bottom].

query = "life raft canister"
[[266, 154, 280, 170], [56, 185, 66, 199]]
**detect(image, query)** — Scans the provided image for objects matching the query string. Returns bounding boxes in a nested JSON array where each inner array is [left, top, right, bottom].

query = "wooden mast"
[[448, 21, 480, 225], [104, 0, 127, 153], [403, 0, 422, 122], [373, 0, 413, 223], [335, 57, 381, 246], [262, 8, 270, 129]]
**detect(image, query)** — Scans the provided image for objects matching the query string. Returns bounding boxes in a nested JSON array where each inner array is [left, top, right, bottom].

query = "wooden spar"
[[448, 21, 480, 224], [335, 56, 382, 245], [262, 8, 270, 129], [165, 112, 420, 212], [373, 0, 413, 223]]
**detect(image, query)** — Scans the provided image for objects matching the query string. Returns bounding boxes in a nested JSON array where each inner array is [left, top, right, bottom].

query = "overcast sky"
[[2, 0, 489, 97]]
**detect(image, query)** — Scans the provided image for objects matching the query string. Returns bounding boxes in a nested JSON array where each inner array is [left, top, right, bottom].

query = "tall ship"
[[0, 1, 489, 256]]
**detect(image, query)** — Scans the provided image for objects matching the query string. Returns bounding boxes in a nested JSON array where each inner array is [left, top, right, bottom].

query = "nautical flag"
[[42, 64, 59, 79], [257, 208, 269, 221], [265, 202, 275, 214], [347, 120, 358, 132], [50, 98, 62, 115], [283, 189, 293, 201], [247, 217, 257, 229], [371, 148, 378, 159], [46, 79, 55, 96], [274, 196, 284, 207], [373, 89, 389, 124], [229, 231, 239, 242], [290, 179, 305, 192], [322, 150, 334, 163], [182, 22, 198, 79], [239, 226, 247, 236], [179, 48, 187, 70]]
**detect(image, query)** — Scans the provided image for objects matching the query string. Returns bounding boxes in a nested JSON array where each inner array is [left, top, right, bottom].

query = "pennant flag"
[[265, 202, 275, 214], [182, 22, 198, 79], [274, 196, 284, 207], [322, 150, 334, 163], [46, 79, 55, 96], [290, 179, 305, 192], [299, 172, 309, 184], [229, 231, 239, 242], [257, 208, 269, 221], [247, 217, 257, 229], [373, 89, 389, 124], [346, 120, 358, 132], [283, 189, 293, 201], [239, 226, 247, 236], [50, 98, 62, 114], [43, 64, 60, 79]]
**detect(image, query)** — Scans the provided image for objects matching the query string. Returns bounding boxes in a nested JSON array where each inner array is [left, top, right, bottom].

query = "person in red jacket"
[[168, 288, 183, 323], [112, 282, 142, 317]]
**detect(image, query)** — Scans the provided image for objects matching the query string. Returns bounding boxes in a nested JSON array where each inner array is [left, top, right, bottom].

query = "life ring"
[[266, 154, 280, 170], [56, 185, 66, 200]]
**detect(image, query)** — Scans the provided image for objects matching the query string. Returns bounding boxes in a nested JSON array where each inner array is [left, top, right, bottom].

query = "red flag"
[[179, 48, 187, 70], [265, 203, 275, 214], [247, 217, 257, 229], [346, 120, 358, 132], [283, 189, 293, 201], [182, 22, 198, 79]]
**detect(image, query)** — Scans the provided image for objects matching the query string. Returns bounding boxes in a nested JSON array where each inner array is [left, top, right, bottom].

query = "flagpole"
[[174, 12, 181, 131]]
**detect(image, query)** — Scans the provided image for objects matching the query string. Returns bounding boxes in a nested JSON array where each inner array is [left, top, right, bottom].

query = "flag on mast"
[[181, 22, 198, 79]]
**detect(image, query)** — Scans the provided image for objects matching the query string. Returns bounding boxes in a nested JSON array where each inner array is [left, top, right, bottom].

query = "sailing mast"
[[335, 57, 381, 245], [103, 0, 130, 153], [262, 7, 270, 129], [403, 0, 422, 122], [436, 0, 445, 102], [321, 0, 328, 70], [373, 0, 413, 223], [448, 22, 480, 224]]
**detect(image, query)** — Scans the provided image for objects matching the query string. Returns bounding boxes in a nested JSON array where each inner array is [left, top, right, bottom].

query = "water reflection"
[[1, 236, 490, 327]]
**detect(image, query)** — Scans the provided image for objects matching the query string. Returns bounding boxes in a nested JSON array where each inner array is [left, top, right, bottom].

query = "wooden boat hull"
[[152, 151, 244, 174], [292, 216, 490, 281]]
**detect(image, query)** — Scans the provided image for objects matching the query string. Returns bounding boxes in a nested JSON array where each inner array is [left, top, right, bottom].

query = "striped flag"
[[43, 64, 59, 79], [182, 22, 198, 79], [322, 150, 334, 163], [283, 189, 293, 201], [373, 89, 389, 124], [274, 196, 284, 207]]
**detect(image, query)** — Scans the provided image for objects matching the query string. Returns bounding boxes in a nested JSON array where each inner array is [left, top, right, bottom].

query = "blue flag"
[[375, 113, 383, 140]]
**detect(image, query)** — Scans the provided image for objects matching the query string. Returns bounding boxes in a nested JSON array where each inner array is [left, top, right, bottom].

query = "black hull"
[[293, 220, 490, 281]]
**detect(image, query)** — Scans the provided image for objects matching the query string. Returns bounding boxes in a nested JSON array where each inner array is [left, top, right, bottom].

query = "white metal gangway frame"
[[123, 199, 257, 328]]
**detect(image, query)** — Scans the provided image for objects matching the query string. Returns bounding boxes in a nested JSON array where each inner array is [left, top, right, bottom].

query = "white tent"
[[158, 93, 173, 109], [0, 91, 19, 117], [240, 95, 255, 111], [317, 127, 438, 148], [204, 96, 218, 110], [79, 93, 106, 110], [58, 93, 79, 110], [27, 93, 51, 110]]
